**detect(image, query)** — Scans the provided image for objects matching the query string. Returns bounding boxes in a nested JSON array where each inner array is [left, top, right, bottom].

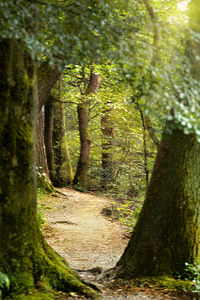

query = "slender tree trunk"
[[116, 125, 200, 277], [73, 72, 102, 188], [35, 61, 64, 179], [136, 101, 149, 192], [36, 107, 49, 175], [101, 108, 115, 189], [73, 100, 91, 187], [44, 95, 55, 180], [52, 94, 73, 187], [0, 39, 99, 299]]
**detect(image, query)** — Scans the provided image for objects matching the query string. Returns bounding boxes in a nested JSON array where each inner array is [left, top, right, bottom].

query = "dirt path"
[[42, 188, 128, 271], [40, 188, 194, 299]]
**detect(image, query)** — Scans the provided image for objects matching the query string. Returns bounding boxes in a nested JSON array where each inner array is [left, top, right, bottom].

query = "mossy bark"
[[52, 96, 73, 187], [0, 39, 100, 299], [116, 126, 200, 278], [101, 108, 115, 189], [116, 0, 200, 280]]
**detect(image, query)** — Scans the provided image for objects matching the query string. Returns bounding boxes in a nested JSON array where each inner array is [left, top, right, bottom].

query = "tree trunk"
[[116, 125, 200, 277], [136, 101, 149, 192], [101, 108, 115, 189], [36, 107, 49, 175], [35, 62, 63, 179], [73, 73, 102, 188], [73, 100, 91, 187], [52, 95, 73, 187], [0, 39, 99, 299], [37, 61, 63, 112], [116, 0, 200, 279], [44, 95, 55, 180]]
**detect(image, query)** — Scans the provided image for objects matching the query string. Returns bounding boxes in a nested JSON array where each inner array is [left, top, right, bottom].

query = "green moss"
[[9, 272, 34, 295], [37, 172, 55, 193], [133, 276, 194, 292], [5, 289, 56, 300]]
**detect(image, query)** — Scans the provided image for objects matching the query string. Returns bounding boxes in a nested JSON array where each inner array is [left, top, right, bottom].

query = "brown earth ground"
[[39, 188, 196, 299]]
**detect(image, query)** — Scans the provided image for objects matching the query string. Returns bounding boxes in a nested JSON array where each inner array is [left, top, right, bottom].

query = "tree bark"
[[37, 61, 63, 112], [73, 72, 102, 188], [116, 125, 200, 277], [0, 39, 99, 299], [116, 0, 200, 279], [35, 62, 63, 179], [36, 107, 49, 175], [52, 95, 73, 187], [44, 95, 55, 181], [101, 107, 115, 189]]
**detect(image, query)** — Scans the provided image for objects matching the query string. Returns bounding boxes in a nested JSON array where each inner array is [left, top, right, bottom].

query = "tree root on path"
[[4, 239, 102, 299]]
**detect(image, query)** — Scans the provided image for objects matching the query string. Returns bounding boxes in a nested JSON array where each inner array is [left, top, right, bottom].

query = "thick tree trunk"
[[73, 73, 102, 188], [52, 96, 73, 187], [37, 61, 63, 112], [116, 125, 200, 277], [101, 108, 115, 189], [0, 40, 99, 299], [116, 0, 200, 279]]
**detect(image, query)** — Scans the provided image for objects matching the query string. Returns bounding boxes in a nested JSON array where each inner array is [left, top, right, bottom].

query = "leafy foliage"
[[63, 64, 158, 203], [0, 272, 10, 299], [184, 262, 200, 294], [0, 0, 124, 64], [116, 198, 143, 229]]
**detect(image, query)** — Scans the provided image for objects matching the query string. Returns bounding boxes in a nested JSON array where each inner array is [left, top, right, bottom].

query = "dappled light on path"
[[42, 188, 129, 271]]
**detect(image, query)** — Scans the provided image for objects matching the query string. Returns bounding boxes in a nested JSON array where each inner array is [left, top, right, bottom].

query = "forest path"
[[42, 187, 128, 271], [40, 188, 192, 300]]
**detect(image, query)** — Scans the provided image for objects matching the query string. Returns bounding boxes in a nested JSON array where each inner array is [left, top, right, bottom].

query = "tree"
[[0, 0, 130, 297], [0, 38, 100, 299], [115, 0, 200, 278], [73, 71, 102, 188], [52, 79, 73, 186], [101, 103, 115, 189]]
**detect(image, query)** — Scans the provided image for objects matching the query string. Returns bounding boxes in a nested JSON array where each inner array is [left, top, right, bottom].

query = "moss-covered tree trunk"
[[52, 94, 73, 187], [73, 73, 102, 188], [101, 107, 115, 189], [116, 126, 200, 277], [116, 0, 200, 279], [0, 39, 99, 299]]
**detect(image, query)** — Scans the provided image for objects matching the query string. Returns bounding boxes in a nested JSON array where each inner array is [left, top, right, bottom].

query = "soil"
[[40, 188, 196, 300]]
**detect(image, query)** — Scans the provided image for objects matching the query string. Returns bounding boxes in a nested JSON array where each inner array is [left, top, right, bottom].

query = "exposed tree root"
[[4, 240, 101, 299]]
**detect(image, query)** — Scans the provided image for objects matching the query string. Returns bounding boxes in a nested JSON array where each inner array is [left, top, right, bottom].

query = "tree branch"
[[142, 0, 159, 63]]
